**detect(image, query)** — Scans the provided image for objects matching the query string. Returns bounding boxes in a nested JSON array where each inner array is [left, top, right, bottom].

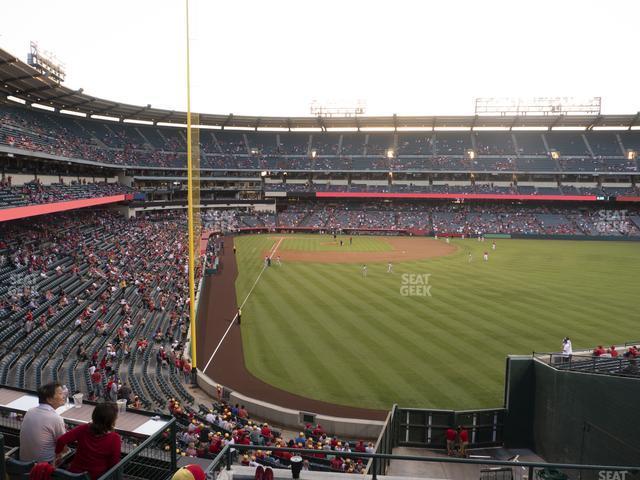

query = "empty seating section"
[[434, 132, 471, 155], [474, 132, 515, 156], [588, 132, 622, 156], [248, 132, 278, 155], [618, 132, 640, 153], [545, 132, 589, 156], [514, 133, 547, 155]]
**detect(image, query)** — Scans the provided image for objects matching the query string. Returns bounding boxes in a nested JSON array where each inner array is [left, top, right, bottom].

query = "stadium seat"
[[5, 458, 35, 480]]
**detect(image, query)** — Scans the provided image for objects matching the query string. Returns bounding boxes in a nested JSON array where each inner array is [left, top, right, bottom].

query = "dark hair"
[[91, 402, 118, 436], [38, 382, 62, 404]]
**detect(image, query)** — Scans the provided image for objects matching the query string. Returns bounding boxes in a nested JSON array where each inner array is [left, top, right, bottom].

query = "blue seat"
[[5, 457, 35, 480]]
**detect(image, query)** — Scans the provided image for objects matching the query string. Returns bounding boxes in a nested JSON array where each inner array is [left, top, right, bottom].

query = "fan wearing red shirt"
[[445, 428, 457, 456], [457, 426, 469, 457], [55, 402, 121, 480]]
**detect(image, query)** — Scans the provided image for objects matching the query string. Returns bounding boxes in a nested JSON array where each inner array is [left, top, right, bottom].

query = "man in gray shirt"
[[20, 382, 67, 463]]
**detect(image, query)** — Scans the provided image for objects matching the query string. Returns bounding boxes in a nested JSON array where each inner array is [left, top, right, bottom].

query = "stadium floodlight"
[[31, 103, 55, 112], [310, 98, 366, 118], [467, 150, 476, 160], [386, 149, 395, 159], [396, 127, 433, 131], [91, 114, 120, 122], [7, 95, 26, 104], [157, 122, 188, 128], [628, 150, 637, 160], [123, 119, 154, 125], [27, 41, 66, 84], [59, 109, 86, 117], [475, 96, 601, 116], [311, 150, 317, 158]]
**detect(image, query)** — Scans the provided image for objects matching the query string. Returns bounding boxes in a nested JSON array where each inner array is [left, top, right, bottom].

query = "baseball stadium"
[[0, 3, 639, 479]]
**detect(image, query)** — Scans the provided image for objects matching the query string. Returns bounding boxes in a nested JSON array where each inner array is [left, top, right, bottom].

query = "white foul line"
[[203, 237, 284, 372]]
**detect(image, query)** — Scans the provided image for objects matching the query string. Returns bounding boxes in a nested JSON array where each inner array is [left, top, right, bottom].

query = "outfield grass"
[[279, 235, 392, 252], [234, 234, 640, 410]]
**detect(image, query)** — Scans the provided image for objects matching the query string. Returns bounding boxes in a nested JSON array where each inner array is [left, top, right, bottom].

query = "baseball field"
[[232, 234, 640, 411]]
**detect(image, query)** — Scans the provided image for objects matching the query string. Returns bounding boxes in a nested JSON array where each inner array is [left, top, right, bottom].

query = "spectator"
[[446, 427, 457, 456], [55, 402, 122, 480], [457, 425, 469, 457], [19, 382, 66, 463], [171, 464, 206, 480], [562, 336, 572, 362]]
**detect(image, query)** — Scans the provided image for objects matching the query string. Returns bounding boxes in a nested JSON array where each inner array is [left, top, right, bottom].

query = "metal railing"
[[203, 444, 638, 480], [0, 433, 5, 480], [534, 352, 639, 378], [366, 404, 397, 476], [97, 418, 177, 480], [394, 407, 505, 448]]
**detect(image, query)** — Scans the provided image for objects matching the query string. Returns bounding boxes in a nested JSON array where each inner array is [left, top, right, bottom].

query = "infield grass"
[[234, 234, 640, 410]]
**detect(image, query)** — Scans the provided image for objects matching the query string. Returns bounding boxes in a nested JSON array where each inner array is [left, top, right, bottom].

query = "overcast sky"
[[2, 0, 639, 117]]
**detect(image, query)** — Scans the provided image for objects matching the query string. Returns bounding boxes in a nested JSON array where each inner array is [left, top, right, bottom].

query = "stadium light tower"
[[310, 99, 367, 118], [27, 41, 66, 84], [474, 96, 601, 116]]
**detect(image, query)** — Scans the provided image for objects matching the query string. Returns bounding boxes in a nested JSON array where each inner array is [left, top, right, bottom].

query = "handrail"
[[0, 433, 5, 480], [96, 416, 176, 480], [205, 444, 637, 473], [365, 404, 396, 476]]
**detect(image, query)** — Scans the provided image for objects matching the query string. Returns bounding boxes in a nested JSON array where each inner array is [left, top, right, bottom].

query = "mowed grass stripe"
[[280, 234, 392, 253], [292, 266, 462, 407], [235, 236, 640, 409], [244, 269, 365, 401]]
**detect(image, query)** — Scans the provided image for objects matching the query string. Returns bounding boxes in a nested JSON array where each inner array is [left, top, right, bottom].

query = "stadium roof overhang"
[[1, 47, 640, 131]]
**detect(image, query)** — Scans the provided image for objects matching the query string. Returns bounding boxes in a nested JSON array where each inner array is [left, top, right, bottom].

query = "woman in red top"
[[55, 402, 122, 480]]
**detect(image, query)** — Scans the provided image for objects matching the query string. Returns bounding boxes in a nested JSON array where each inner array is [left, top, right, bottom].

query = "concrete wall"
[[197, 372, 384, 440]]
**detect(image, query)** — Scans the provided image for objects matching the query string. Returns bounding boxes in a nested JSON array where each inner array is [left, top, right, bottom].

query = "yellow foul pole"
[[186, 0, 197, 369]]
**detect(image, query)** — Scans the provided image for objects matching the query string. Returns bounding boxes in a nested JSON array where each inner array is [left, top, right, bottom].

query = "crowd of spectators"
[[0, 179, 132, 209], [3, 105, 640, 172], [0, 210, 203, 413], [264, 182, 640, 197], [267, 202, 640, 236]]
